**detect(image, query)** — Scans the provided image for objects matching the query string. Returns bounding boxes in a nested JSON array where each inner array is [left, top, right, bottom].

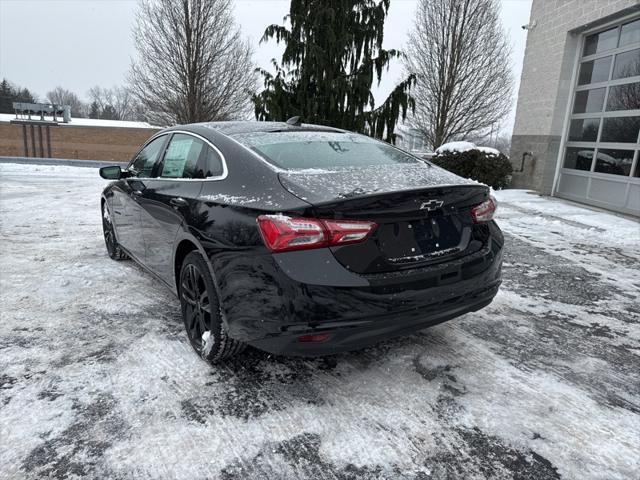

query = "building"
[[395, 124, 427, 153], [0, 113, 159, 162], [511, 0, 640, 216]]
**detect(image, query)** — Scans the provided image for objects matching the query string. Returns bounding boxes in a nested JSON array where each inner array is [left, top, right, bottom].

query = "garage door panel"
[[625, 183, 640, 212], [588, 177, 627, 204], [558, 172, 589, 198]]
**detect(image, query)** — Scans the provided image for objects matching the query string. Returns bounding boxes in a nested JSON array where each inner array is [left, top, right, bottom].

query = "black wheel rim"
[[102, 206, 116, 256], [181, 263, 212, 350]]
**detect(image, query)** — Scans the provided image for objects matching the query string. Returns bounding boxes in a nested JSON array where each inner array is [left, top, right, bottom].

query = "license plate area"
[[377, 216, 464, 262]]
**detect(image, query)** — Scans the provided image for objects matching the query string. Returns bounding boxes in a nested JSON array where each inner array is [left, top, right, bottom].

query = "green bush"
[[431, 149, 513, 189]]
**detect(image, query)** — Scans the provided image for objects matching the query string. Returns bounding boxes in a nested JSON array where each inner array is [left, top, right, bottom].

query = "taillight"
[[298, 333, 331, 343], [471, 196, 497, 223], [257, 215, 377, 252], [323, 220, 377, 246]]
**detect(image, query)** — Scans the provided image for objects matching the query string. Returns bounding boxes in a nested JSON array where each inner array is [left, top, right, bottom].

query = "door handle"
[[170, 197, 188, 208]]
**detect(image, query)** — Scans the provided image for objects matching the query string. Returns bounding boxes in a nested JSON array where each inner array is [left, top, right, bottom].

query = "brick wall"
[[0, 122, 160, 162], [510, 0, 640, 193]]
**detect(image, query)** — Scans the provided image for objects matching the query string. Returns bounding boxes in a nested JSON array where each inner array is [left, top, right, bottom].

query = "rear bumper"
[[248, 282, 499, 356], [212, 222, 503, 355]]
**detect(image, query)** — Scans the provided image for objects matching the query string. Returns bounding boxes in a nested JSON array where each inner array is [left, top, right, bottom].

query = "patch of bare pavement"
[[1, 164, 638, 479]]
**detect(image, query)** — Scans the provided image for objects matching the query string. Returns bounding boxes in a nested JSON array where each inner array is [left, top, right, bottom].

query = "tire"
[[102, 202, 128, 260], [178, 251, 245, 363]]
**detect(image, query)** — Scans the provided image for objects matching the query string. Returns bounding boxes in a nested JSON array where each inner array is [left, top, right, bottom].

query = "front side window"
[[160, 133, 206, 179], [129, 135, 166, 178], [233, 131, 421, 170]]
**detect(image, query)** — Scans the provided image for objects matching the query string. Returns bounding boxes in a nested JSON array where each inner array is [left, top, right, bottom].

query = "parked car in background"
[[99, 120, 503, 362]]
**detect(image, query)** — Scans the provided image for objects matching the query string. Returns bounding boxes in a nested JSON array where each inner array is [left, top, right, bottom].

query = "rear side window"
[[203, 145, 224, 177], [160, 133, 206, 179], [232, 131, 420, 170], [129, 135, 166, 177]]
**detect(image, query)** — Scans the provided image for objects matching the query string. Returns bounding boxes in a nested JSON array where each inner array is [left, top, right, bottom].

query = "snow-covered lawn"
[[0, 162, 638, 480]]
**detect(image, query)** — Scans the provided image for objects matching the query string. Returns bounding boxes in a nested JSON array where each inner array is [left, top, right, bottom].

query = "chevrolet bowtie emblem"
[[419, 200, 444, 211]]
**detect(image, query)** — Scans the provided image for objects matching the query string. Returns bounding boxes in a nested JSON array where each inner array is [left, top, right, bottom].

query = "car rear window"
[[232, 131, 421, 170]]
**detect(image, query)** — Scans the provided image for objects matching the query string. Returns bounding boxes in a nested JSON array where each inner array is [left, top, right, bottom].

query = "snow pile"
[[435, 141, 477, 154], [477, 146, 501, 156], [436, 141, 504, 156]]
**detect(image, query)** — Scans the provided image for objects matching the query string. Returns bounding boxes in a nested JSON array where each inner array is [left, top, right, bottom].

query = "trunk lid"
[[279, 164, 490, 274]]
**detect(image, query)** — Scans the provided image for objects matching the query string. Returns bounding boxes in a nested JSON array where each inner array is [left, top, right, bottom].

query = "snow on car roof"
[[198, 121, 344, 136]]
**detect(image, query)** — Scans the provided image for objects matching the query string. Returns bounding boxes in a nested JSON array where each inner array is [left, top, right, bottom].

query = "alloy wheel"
[[102, 205, 116, 256], [180, 263, 212, 351]]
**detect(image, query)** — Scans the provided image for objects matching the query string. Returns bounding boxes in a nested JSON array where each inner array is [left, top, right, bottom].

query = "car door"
[[137, 132, 224, 285], [112, 134, 168, 263]]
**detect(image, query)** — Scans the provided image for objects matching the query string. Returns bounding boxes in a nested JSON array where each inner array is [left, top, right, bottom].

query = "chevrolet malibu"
[[99, 120, 503, 362]]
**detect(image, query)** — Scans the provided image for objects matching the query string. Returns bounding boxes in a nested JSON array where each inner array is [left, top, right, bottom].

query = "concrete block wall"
[[510, 0, 640, 194]]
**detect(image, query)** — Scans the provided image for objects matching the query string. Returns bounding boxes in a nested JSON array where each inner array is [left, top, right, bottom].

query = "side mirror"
[[99, 166, 123, 180]]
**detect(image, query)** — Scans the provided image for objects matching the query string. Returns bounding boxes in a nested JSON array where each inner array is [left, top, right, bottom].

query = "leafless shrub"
[[88, 86, 140, 121], [46, 87, 86, 117], [129, 0, 256, 126]]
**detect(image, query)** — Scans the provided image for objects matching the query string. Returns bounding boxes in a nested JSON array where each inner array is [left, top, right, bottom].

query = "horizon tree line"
[[0, 79, 146, 122]]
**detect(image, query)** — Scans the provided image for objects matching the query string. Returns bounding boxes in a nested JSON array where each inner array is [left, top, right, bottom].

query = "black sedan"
[[99, 120, 503, 362]]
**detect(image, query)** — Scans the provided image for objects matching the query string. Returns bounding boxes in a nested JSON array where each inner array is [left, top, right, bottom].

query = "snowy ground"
[[0, 162, 638, 480]]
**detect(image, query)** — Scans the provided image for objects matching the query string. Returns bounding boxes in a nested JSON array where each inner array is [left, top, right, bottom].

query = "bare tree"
[[88, 86, 139, 121], [405, 0, 513, 149], [46, 86, 86, 117], [129, 0, 256, 126]]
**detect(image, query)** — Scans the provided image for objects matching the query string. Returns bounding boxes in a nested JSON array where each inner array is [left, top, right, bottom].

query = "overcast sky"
[[0, 0, 531, 132]]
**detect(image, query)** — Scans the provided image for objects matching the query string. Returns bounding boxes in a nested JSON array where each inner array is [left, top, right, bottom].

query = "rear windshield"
[[232, 131, 421, 170]]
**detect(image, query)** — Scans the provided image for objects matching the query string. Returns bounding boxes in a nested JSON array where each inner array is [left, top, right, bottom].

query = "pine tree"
[[89, 101, 101, 119], [100, 105, 118, 120], [0, 79, 13, 113], [16, 88, 36, 104], [0, 80, 38, 113], [252, 0, 414, 143]]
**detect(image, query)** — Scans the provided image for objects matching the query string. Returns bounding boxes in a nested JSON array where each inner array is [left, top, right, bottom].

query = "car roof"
[[191, 121, 345, 136]]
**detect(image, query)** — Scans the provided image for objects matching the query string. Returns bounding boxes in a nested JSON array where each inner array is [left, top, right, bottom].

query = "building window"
[[584, 27, 618, 56], [578, 57, 612, 85], [564, 148, 594, 171], [563, 18, 640, 175], [572, 88, 605, 113], [594, 149, 635, 176], [620, 19, 640, 47]]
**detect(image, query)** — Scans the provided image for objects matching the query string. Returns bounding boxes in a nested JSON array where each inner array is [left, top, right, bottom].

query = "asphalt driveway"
[[0, 162, 638, 479]]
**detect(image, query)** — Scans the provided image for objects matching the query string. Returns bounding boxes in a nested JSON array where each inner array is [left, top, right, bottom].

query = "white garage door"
[[556, 16, 640, 216]]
